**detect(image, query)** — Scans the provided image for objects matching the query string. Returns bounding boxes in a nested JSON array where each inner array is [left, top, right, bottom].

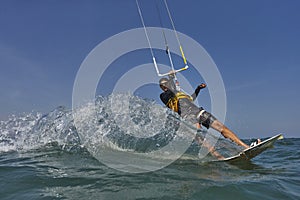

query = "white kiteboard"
[[221, 134, 283, 163]]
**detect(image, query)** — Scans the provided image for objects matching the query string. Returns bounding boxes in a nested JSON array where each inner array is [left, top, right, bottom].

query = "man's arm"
[[191, 83, 206, 100], [167, 73, 177, 92]]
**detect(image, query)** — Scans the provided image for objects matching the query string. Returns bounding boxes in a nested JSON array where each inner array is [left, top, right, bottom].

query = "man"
[[159, 73, 251, 150]]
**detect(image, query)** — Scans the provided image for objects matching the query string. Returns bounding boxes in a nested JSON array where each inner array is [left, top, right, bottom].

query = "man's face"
[[160, 84, 168, 91]]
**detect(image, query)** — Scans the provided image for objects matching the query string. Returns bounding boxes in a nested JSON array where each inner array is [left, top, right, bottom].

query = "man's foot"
[[210, 150, 225, 160], [250, 139, 261, 148]]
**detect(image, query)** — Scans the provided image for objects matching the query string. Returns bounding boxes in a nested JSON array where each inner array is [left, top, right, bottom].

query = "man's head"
[[159, 78, 169, 91]]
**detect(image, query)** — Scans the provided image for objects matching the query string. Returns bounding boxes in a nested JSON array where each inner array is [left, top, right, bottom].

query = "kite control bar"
[[153, 56, 189, 77]]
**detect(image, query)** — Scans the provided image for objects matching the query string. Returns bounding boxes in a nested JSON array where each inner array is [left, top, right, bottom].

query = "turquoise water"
[[0, 138, 299, 200], [0, 95, 299, 199]]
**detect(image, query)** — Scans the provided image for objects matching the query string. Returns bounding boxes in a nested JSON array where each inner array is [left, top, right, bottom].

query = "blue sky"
[[0, 0, 299, 138]]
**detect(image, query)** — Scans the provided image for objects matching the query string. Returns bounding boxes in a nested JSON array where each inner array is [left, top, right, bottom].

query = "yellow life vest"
[[166, 92, 193, 113]]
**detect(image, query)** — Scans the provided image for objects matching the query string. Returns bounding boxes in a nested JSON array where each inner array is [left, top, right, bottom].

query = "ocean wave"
[[0, 106, 80, 152], [0, 93, 242, 168], [0, 94, 197, 154]]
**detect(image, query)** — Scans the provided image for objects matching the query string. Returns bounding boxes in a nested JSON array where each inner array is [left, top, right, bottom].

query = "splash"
[[0, 94, 193, 155], [73, 93, 194, 154], [0, 93, 241, 168], [0, 106, 80, 152]]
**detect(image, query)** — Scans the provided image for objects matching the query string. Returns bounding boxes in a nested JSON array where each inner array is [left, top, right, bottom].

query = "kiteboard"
[[221, 134, 283, 163]]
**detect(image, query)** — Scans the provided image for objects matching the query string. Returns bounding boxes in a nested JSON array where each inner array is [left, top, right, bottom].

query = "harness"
[[166, 92, 193, 113]]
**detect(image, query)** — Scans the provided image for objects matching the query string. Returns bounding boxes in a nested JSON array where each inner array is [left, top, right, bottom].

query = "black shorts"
[[197, 108, 217, 129], [182, 107, 216, 129]]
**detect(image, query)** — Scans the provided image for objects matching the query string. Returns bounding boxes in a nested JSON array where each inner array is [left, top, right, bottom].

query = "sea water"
[[0, 94, 299, 200]]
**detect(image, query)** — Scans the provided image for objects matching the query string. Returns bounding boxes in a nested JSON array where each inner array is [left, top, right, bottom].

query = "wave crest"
[[0, 93, 192, 154]]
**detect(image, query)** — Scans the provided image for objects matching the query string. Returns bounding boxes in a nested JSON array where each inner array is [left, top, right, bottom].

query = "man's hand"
[[198, 83, 206, 89], [169, 70, 176, 75]]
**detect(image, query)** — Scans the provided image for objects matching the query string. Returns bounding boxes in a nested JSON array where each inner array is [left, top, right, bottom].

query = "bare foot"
[[258, 138, 261, 143], [250, 139, 262, 148]]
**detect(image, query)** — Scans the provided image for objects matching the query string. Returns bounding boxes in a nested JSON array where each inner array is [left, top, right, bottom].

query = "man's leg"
[[194, 123, 224, 160], [210, 120, 249, 149]]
